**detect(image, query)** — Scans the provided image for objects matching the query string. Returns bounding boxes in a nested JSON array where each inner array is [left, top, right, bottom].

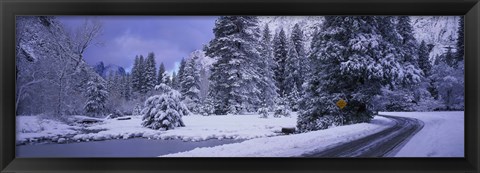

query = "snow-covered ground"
[[160, 116, 394, 157], [380, 111, 464, 157], [73, 113, 296, 142], [17, 113, 297, 144], [17, 111, 464, 158]]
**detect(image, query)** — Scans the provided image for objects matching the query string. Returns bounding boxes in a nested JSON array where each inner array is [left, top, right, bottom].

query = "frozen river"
[[16, 138, 243, 157]]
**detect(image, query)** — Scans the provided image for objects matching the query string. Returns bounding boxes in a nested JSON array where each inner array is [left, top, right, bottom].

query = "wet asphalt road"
[[304, 115, 424, 157]]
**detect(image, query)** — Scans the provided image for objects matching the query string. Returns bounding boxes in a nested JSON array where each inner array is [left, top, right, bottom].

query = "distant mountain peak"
[[93, 61, 126, 78]]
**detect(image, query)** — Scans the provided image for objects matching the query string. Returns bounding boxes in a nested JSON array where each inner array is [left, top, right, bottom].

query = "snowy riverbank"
[[16, 113, 297, 145]]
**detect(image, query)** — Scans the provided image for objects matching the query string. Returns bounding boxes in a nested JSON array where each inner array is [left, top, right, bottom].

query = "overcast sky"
[[58, 16, 217, 73]]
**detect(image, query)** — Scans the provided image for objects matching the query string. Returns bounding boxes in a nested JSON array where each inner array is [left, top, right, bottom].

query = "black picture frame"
[[1, 0, 479, 172]]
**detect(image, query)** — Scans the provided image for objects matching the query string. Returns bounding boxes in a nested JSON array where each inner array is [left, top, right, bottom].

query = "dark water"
[[16, 138, 243, 157]]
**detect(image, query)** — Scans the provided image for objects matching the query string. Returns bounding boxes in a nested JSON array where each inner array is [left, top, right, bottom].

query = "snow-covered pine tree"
[[290, 23, 308, 92], [176, 58, 187, 90], [181, 58, 201, 113], [297, 16, 422, 132], [455, 16, 464, 65], [198, 67, 210, 104], [380, 16, 423, 111], [258, 24, 278, 110], [133, 55, 148, 94], [379, 16, 426, 109], [397, 16, 419, 65], [201, 97, 215, 116], [141, 84, 188, 130], [105, 72, 123, 113], [84, 77, 108, 117], [121, 73, 132, 101], [287, 84, 300, 111], [416, 40, 440, 109], [273, 28, 289, 98], [143, 52, 157, 93], [444, 48, 456, 68], [284, 40, 301, 110], [164, 74, 172, 86], [131, 55, 143, 93], [205, 16, 263, 115], [418, 40, 433, 76], [157, 62, 166, 85], [132, 103, 142, 115], [171, 71, 178, 89]]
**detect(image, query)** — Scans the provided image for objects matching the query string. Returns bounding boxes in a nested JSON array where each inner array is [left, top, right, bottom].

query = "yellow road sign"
[[336, 99, 347, 109]]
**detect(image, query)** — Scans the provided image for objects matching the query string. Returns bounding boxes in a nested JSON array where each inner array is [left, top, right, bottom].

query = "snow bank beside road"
[[160, 116, 394, 157], [380, 111, 464, 157]]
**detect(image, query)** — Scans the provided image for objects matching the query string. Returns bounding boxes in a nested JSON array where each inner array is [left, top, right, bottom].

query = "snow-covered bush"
[[274, 105, 291, 118], [258, 106, 269, 118], [273, 98, 291, 118], [200, 103, 215, 116], [411, 82, 442, 111], [306, 115, 346, 130], [380, 87, 416, 112], [228, 104, 243, 115], [141, 84, 189, 130]]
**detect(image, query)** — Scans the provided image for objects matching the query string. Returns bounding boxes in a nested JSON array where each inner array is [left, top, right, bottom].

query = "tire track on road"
[[304, 115, 424, 157]]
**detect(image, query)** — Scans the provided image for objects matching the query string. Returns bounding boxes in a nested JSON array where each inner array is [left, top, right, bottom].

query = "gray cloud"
[[58, 16, 217, 73]]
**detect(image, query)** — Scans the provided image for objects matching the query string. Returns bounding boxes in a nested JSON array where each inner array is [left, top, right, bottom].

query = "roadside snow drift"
[[160, 116, 394, 157]]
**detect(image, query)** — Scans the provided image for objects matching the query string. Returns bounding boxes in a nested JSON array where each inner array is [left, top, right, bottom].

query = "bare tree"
[[16, 71, 45, 114], [52, 17, 104, 116], [70, 17, 104, 62]]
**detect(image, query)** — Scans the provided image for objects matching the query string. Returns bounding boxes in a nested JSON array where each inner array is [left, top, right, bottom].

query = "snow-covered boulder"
[[106, 110, 124, 119]]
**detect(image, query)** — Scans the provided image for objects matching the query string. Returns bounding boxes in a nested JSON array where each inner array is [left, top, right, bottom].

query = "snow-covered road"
[[162, 112, 463, 157], [305, 115, 424, 157], [382, 111, 464, 157]]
